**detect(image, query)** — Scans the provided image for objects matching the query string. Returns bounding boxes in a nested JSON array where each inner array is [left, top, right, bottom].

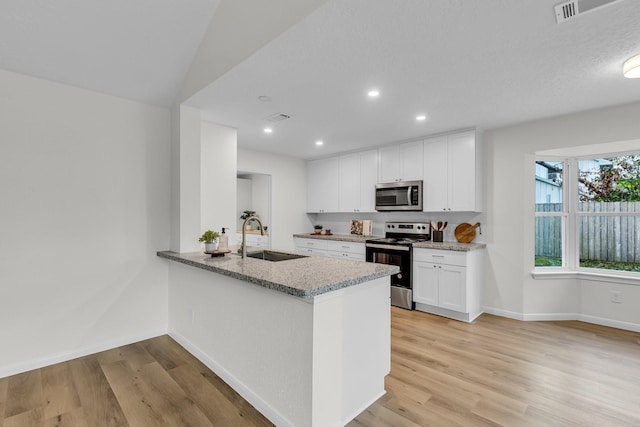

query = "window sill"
[[532, 269, 640, 285]]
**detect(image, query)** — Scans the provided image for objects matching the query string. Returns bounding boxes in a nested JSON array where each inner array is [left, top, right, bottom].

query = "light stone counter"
[[412, 241, 486, 251], [293, 233, 381, 243], [157, 250, 398, 298]]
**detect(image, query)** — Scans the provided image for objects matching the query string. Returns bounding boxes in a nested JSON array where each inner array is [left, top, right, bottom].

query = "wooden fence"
[[536, 202, 640, 263]]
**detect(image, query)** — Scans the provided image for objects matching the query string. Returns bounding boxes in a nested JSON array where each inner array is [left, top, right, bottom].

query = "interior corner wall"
[[237, 149, 311, 251], [0, 70, 171, 377], [483, 100, 640, 328], [201, 121, 237, 237]]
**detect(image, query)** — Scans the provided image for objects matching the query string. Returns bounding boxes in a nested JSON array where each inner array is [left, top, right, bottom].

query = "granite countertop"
[[412, 241, 486, 251], [292, 233, 380, 243], [157, 250, 398, 299]]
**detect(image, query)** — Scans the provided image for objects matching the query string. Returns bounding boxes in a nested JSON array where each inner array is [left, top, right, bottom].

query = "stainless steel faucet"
[[241, 215, 264, 258]]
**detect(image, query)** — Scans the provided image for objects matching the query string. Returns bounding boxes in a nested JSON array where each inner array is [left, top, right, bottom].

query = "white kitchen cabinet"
[[339, 149, 378, 213], [307, 157, 340, 213], [412, 247, 483, 322], [378, 140, 423, 183], [235, 233, 270, 248], [294, 238, 366, 261], [423, 130, 482, 212]]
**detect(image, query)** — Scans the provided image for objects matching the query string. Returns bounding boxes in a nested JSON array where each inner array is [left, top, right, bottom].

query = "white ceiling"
[[187, 0, 640, 159], [2, 1, 640, 159], [0, 0, 219, 106]]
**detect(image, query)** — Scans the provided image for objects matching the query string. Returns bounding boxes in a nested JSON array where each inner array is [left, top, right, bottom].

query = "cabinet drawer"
[[296, 247, 329, 256], [326, 241, 365, 255], [413, 248, 467, 266], [294, 238, 329, 250], [325, 251, 366, 261]]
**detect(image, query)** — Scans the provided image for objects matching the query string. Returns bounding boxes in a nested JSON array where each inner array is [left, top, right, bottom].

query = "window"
[[535, 154, 640, 276]]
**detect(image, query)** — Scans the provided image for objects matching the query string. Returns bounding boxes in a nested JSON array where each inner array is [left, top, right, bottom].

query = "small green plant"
[[240, 210, 257, 220], [314, 224, 323, 230], [199, 230, 220, 244]]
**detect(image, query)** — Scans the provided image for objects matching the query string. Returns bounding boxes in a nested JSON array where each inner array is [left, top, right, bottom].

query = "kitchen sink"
[[246, 250, 308, 262]]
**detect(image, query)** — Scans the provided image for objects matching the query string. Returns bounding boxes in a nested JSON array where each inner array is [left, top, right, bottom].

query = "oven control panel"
[[385, 222, 430, 234]]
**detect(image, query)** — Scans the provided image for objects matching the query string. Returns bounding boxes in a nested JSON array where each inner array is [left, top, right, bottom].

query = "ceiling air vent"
[[265, 112, 292, 122], [554, 0, 624, 24]]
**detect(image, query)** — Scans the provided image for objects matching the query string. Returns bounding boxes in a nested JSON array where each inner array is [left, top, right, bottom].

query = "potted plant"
[[314, 224, 323, 235], [199, 230, 220, 252], [240, 210, 257, 230]]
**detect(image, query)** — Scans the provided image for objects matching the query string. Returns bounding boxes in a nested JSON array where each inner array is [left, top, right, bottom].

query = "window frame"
[[533, 151, 640, 285]]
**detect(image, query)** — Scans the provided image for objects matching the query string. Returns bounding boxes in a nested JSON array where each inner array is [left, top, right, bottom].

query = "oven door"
[[366, 243, 414, 309]]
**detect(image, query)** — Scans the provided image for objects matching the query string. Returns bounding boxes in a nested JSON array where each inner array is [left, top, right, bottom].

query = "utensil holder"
[[432, 231, 444, 242]]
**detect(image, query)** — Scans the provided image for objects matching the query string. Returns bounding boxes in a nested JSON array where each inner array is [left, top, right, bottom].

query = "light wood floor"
[[2, 309, 640, 426]]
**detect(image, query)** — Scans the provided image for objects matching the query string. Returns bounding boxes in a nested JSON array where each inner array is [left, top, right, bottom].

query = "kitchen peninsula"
[[158, 250, 398, 427]]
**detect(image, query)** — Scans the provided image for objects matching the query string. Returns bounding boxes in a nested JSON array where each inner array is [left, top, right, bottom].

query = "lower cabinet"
[[413, 248, 483, 322], [294, 238, 365, 261], [235, 233, 270, 248]]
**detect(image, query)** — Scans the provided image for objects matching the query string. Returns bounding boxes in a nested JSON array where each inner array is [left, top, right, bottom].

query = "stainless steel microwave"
[[375, 180, 423, 211]]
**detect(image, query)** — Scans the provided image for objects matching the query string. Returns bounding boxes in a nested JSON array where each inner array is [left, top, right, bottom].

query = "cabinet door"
[[422, 136, 448, 212], [339, 153, 361, 212], [307, 157, 340, 212], [438, 264, 467, 312], [399, 140, 423, 181], [448, 130, 476, 212], [378, 145, 400, 183], [412, 261, 439, 305], [359, 149, 378, 212]]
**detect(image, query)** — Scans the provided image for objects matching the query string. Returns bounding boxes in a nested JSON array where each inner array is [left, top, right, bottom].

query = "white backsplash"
[[308, 211, 486, 243]]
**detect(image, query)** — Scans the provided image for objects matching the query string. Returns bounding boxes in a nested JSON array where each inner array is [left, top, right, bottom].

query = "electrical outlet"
[[610, 291, 622, 304], [189, 308, 195, 324]]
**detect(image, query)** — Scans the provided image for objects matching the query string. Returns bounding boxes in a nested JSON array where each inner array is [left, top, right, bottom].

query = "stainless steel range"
[[365, 222, 431, 310]]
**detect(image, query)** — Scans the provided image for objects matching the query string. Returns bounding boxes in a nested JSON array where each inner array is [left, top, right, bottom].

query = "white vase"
[[205, 241, 218, 252]]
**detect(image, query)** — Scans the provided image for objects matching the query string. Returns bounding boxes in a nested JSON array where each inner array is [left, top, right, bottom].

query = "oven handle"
[[365, 243, 410, 252]]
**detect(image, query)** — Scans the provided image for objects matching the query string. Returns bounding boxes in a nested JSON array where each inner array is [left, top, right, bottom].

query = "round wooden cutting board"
[[454, 222, 481, 243]]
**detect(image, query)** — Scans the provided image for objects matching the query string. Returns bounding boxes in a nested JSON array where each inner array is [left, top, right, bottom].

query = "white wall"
[[0, 70, 171, 376], [484, 100, 640, 329], [201, 121, 237, 239], [238, 149, 311, 251]]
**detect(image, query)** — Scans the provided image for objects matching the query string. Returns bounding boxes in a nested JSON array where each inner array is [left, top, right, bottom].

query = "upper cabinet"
[[307, 150, 378, 213], [423, 130, 482, 212], [307, 157, 340, 213], [339, 149, 378, 213], [378, 140, 423, 183]]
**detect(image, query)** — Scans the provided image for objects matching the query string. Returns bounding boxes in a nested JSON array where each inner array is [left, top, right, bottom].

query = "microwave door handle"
[[407, 186, 412, 205]]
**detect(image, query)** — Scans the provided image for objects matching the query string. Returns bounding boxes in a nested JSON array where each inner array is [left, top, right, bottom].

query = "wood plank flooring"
[[2, 309, 640, 426]]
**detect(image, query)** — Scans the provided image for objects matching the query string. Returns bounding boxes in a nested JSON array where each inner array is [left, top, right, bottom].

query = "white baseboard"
[[481, 306, 525, 321], [168, 331, 293, 427], [0, 328, 167, 379], [482, 306, 640, 332], [341, 389, 386, 427], [578, 314, 640, 333]]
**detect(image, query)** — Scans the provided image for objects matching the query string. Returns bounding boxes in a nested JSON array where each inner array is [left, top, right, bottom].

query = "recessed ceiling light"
[[623, 54, 640, 78], [258, 95, 272, 102], [416, 115, 427, 121], [315, 140, 324, 146], [263, 127, 273, 133], [368, 90, 380, 98]]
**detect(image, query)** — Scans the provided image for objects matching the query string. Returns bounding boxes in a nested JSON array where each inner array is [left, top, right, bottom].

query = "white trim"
[[531, 269, 640, 285], [341, 390, 386, 427], [482, 307, 640, 333], [0, 328, 167, 379], [481, 306, 525, 321], [169, 331, 293, 427]]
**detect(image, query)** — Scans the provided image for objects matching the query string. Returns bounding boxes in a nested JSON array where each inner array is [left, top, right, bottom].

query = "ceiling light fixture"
[[623, 54, 640, 78], [264, 127, 273, 133], [416, 115, 427, 121], [258, 95, 272, 102], [368, 90, 380, 98], [315, 140, 324, 146]]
